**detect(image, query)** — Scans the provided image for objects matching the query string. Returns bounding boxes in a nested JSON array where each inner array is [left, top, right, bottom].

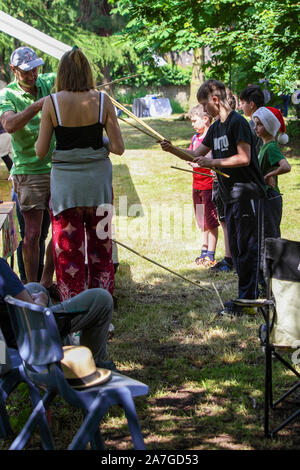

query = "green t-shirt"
[[258, 141, 285, 193], [0, 73, 56, 175]]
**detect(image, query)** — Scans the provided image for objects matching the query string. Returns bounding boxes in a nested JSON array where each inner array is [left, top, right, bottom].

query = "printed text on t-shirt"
[[214, 135, 229, 152]]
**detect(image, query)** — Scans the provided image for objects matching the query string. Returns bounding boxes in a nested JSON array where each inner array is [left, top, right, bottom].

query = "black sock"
[[225, 257, 233, 265]]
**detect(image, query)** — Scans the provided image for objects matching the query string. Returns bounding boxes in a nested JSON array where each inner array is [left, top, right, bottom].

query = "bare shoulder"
[[42, 95, 54, 110]]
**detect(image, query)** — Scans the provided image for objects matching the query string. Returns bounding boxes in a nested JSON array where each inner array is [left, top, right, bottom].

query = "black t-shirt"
[[202, 111, 266, 204]]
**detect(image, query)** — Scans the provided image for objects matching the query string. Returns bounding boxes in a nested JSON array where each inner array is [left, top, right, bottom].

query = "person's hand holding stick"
[[111, 95, 229, 178], [160, 139, 229, 178]]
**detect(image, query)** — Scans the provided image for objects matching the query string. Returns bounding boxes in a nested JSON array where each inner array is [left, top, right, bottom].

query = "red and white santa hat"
[[252, 106, 289, 144]]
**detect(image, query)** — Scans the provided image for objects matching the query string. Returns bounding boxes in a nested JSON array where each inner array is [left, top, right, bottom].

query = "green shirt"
[[258, 141, 285, 193], [0, 73, 56, 175]]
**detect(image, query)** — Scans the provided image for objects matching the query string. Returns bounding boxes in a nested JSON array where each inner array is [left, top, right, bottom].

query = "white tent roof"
[[0, 10, 71, 59]]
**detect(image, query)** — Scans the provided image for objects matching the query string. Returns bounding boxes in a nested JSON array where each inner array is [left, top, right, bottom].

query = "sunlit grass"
[[1, 116, 300, 450]]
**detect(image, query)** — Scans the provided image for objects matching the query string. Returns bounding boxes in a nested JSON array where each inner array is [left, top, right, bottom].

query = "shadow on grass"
[[107, 263, 300, 450], [2, 263, 299, 451], [113, 163, 143, 216]]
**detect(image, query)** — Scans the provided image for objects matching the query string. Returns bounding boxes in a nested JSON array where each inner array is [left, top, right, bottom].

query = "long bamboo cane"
[[113, 239, 224, 309], [171, 165, 214, 178], [109, 94, 166, 141], [111, 95, 229, 179], [169, 149, 230, 178], [97, 73, 140, 89], [118, 116, 158, 140]]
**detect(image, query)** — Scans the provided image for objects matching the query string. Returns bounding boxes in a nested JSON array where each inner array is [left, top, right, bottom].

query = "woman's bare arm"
[[103, 94, 124, 155], [35, 97, 54, 159]]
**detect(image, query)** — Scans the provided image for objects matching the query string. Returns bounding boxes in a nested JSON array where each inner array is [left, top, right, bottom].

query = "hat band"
[[66, 370, 100, 387]]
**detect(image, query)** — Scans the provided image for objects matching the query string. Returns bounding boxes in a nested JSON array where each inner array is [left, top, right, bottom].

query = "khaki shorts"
[[13, 173, 50, 212]]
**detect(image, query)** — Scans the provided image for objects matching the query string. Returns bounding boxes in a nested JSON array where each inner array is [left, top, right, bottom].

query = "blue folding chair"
[[4, 295, 149, 450], [0, 342, 53, 444]]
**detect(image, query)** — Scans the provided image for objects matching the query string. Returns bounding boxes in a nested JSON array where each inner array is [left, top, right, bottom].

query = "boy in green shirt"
[[252, 106, 291, 238]]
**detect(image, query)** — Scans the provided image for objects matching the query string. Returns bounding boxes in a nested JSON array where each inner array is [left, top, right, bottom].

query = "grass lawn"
[[1, 116, 300, 450]]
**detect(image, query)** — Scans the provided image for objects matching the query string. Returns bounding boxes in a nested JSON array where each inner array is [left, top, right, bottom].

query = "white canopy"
[[0, 10, 71, 59]]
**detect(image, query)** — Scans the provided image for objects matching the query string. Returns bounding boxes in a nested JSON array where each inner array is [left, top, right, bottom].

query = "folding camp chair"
[[4, 295, 148, 450], [234, 238, 300, 437], [0, 331, 52, 443]]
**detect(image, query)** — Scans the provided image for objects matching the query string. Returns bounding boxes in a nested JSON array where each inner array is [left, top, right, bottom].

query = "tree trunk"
[[100, 64, 114, 95], [189, 47, 205, 110]]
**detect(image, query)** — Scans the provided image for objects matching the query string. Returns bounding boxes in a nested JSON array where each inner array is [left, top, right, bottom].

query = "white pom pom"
[[277, 133, 289, 145]]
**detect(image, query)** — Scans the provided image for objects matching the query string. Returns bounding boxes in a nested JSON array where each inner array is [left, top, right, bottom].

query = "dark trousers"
[[263, 189, 282, 239], [11, 189, 51, 283], [225, 199, 263, 299]]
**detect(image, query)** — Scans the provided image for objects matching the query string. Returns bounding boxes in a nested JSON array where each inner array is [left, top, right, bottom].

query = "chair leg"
[[68, 395, 110, 450], [117, 388, 146, 450], [270, 409, 300, 437], [0, 371, 22, 438], [9, 390, 56, 450], [34, 389, 56, 450], [90, 427, 105, 450], [0, 402, 13, 438], [264, 343, 272, 437]]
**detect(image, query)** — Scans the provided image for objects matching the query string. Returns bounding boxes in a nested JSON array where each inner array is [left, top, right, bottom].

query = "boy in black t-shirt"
[[239, 85, 265, 156], [160, 80, 266, 315]]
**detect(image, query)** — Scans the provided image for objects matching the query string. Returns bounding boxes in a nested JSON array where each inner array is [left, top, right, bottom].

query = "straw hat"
[[61, 345, 112, 389]]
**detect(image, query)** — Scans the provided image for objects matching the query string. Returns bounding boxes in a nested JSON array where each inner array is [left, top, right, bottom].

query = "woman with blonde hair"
[[36, 47, 124, 301]]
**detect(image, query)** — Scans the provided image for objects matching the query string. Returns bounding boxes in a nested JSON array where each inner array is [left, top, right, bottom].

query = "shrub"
[[286, 119, 300, 139]]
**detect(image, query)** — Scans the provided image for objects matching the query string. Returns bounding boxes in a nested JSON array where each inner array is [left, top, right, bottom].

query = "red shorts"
[[192, 189, 219, 231]]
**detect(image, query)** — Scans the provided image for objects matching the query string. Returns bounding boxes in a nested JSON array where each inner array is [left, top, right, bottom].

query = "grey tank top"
[[50, 92, 112, 216]]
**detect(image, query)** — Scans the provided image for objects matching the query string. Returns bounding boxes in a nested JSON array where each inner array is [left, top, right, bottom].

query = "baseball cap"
[[10, 47, 44, 71]]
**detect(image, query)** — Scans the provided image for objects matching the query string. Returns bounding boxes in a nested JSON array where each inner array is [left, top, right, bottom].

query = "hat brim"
[[18, 58, 44, 71], [68, 367, 112, 389]]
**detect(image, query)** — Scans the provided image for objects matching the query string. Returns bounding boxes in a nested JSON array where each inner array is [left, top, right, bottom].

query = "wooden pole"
[[97, 73, 140, 89], [112, 95, 229, 179], [118, 116, 159, 140], [109, 94, 166, 141], [171, 166, 214, 178], [113, 239, 225, 309]]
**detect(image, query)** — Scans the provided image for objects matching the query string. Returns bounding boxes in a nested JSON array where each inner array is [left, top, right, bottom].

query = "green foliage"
[[286, 120, 300, 140], [169, 98, 185, 114], [131, 64, 192, 87], [110, 0, 300, 94], [0, 1, 191, 88], [0, 0, 100, 79]]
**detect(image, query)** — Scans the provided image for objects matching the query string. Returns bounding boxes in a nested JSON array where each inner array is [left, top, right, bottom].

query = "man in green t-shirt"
[[0, 46, 55, 286]]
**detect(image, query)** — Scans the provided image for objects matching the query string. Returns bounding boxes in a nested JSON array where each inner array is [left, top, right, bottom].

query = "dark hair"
[[226, 87, 236, 110], [56, 48, 95, 92], [239, 85, 265, 108], [197, 79, 227, 103]]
